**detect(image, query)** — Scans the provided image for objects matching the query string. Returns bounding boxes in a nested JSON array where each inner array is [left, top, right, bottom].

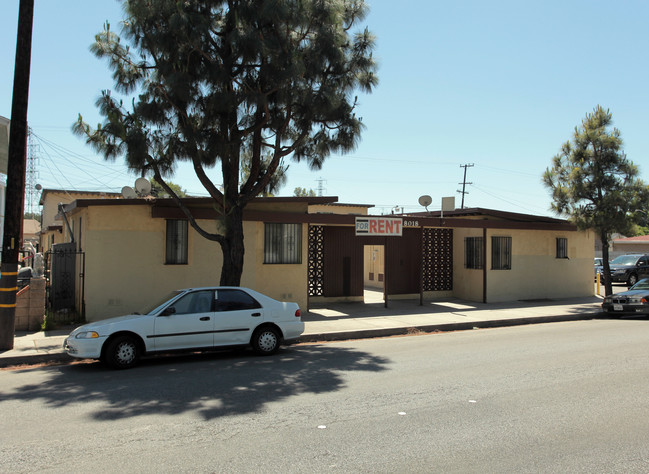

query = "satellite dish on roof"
[[135, 177, 152, 195], [121, 186, 137, 199], [418, 195, 432, 208]]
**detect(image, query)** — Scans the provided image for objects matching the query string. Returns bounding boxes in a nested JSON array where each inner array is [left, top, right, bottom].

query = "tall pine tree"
[[543, 106, 649, 295], [75, 0, 377, 285]]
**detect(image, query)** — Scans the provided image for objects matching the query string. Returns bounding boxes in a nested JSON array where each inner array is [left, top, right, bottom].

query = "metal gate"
[[45, 243, 85, 323]]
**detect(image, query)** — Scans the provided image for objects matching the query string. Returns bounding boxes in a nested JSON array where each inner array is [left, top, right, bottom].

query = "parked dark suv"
[[607, 254, 649, 286]]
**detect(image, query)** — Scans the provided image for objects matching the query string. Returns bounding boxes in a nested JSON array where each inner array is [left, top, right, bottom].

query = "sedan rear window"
[[215, 289, 261, 312]]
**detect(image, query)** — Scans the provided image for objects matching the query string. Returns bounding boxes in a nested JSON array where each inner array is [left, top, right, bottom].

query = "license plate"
[[613, 304, 623, 311]]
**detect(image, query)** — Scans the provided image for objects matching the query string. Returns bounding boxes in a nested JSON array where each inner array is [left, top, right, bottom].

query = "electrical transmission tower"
[[316, 177, 327, 197], [25, 127, 40, 215], [457, 163, 474, 209]]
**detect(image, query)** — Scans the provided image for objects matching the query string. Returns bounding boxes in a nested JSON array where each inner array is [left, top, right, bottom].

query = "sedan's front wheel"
[[252, 327, 280, 355], [104, 335, 140, 369]]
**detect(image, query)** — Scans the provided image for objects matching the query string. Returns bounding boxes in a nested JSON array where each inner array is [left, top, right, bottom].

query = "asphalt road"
[[2, 318, 649, 473]]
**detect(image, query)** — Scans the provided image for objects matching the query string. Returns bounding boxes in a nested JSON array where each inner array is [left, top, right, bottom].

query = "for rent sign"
[[355, 217, 403, 236]]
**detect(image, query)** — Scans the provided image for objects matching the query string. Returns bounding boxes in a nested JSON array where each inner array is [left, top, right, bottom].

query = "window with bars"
[[264, 223, 302, 264], [556, 237, 568, 259], [465, 236, 484, 269], [491, 236, 512, 270], [166, 219, 188, 264]]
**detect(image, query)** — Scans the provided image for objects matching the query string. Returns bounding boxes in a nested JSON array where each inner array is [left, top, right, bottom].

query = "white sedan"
[[64, 287, 304, 369]]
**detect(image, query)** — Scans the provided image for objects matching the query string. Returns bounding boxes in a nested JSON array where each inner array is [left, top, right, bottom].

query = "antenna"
[[418, 195, 432, 211], [134, 177, 152, 195], [122, 177, 152, 199], [121, 186, 137, 199]]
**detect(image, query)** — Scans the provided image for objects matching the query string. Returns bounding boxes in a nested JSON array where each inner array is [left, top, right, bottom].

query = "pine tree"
[[74, 0, 377, 285], [543, 106, 649, 295]]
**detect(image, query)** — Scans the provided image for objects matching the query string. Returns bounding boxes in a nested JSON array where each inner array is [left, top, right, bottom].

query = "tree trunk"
[[600, 230, 612, 296], [219, 206, 245, 286]]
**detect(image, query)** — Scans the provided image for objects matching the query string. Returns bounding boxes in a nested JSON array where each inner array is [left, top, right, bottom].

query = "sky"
[[2, 0, 649, 217]]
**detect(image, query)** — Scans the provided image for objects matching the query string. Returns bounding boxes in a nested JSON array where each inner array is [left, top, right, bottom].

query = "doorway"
[[363, 245, 384, 303]]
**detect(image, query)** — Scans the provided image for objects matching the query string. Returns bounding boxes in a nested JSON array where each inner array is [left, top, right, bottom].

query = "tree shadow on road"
[[1, 344, 389, 421]]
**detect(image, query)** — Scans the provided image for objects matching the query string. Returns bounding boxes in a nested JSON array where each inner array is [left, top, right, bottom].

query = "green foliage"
[[41, 309, 84, 331], [73, 0, 377, 285], [543, 106, 649, 294], [40, 311, 57, 332], [632, 224, 649, 236], [294, 187, 317, 197], [150, 179, 186, 198], [543, 106, 649, 235], [240, 148, 288, 197]]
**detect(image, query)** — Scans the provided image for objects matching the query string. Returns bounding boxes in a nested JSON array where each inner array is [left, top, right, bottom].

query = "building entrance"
[[308, 225, 453, 307], [364, 245, 384, 303]]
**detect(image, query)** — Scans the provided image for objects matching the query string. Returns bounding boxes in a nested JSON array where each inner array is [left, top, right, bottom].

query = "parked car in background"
[[594, 258, 604, 282], [607, 254, 649, 286], [64, 287, 304, 369], [602, 279, 649, 315]]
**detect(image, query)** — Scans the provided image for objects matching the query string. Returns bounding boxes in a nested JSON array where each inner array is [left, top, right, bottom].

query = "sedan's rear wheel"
[[104, 335, 140, 369], [252, 327, 280, 355]]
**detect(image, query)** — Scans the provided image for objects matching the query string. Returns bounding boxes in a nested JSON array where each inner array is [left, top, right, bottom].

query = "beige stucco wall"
[[452, 228, 485, 302], [40, 191, 120, 251], [247, 221, 308, 306], [41, 228, 65, 253], [78, 204, 309, 321], [41, 191, 68, 230], [453, 227, 594, 303]]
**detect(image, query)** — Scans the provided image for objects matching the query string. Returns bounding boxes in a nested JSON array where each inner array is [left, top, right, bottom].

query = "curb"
[[1, 311, 603, 368], [0, 352, 71, 369], [299, 312, 600, 343]]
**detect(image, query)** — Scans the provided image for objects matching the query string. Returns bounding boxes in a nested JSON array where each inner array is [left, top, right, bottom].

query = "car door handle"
[[200, 317, 210, 321], [251, 312, 261, 317]]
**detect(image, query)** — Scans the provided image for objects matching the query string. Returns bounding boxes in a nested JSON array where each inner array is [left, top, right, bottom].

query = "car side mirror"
[[160, 306, 176, 316]]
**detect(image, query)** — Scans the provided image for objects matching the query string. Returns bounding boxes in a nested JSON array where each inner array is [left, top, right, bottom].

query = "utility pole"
[[457, 163, 474, 209], [0, 0, 34, 350]]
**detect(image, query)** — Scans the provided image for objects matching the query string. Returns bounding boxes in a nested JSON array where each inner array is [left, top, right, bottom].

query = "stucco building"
[[54, 195, 594, 322], [39, 189, 121, 252]]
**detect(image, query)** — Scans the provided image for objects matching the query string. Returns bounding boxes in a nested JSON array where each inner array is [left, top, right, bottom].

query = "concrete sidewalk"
[[0, 295, 605, 368]]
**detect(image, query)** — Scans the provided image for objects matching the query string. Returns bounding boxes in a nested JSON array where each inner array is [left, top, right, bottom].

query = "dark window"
[[215, 289, 262, 312], [166, 219, 188, 264], [491, 236, 512, 270], [556, 237, 568, 259], [168, 290, 214, 315], [264, 223, 302, 264], [465, 236, 484, 269]]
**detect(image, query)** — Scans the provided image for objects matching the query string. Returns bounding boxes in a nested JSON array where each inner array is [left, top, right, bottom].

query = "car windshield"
[[141, 290, 184, 315], [630, 280, 649, 291], [610, 255, 640, 266]]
